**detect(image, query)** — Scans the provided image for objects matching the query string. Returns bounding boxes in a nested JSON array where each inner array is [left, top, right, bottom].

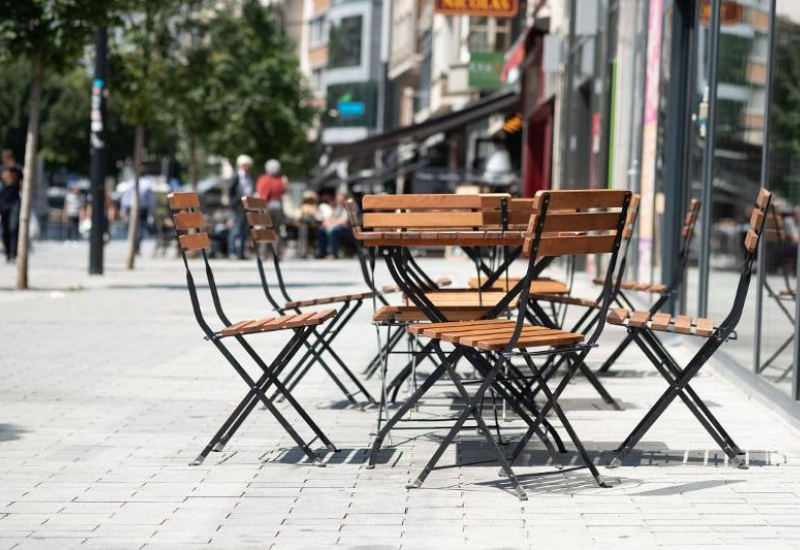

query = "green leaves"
[[0, 0, 126, 68]]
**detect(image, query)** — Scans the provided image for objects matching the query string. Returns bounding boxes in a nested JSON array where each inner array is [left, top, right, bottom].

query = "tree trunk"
[[125, 125, 144, 269], [188, 135, 199, 188], [15, 56, 44, 290]]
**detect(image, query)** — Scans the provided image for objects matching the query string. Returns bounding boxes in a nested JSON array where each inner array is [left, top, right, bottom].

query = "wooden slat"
[[362, 194, 497, 210], [459, 327, 557, 347], [178, 232, 210, 252], [475, 330, 583, 351], [744, 229, 759, 253], [167, 192, 199, 210], [695, 318, 715, 337], [650, 313, 671, 331], [629, 311, 651, 328], [173, 212, 204, 230], [241, 196, 268, 211], [674, 315, 692, 334], [246, 212, 273, 228], [538, 234, 617, 256], [363, 212, 485, 229], [749, 208, 765, 232], [533, 190, 629, 210], [250, 228, 277, 243], [756, 189, 771, 209], [607, 308, 629, 324], [528, 212, 621, 233]]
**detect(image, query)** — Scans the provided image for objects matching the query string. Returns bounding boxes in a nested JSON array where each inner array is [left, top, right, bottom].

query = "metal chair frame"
[[362, 190, 632, 500], [168, 193, 336, 467], [241, 197, 376, 408], [607, 190, 772, 469]]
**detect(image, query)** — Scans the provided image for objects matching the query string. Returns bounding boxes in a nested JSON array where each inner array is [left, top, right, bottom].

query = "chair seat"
[[285, 291, 377, 308], [467, 277, 569, 294], [414, 291, 519, 308], [220, 310, 336, 337], [373, 306, 508, 323], [381, 277, 452, 294], [780, 289, 796, 297], [607, 308, 715, 337], [593, 278, 667, 294], [408, 319, 584, 351], [528, 292, 598, 308]]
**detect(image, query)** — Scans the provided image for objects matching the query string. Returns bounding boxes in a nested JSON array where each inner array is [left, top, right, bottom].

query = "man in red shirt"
[[256, 159, 286, 256]]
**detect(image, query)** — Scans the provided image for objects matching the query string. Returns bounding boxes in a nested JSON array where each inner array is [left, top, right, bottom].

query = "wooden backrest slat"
[[528, 212, 621, 233], [173, 211, 204, 231], [756, 189, 771, 209], [168, 192, 200, 211], [537, 234, 618, 257], [247, 212, 273, 228], [250, 228, 277, 243], [242, 196, 268, 211], [179, 232, 210, 252], [362, 194, 507, 210], [744, 229, 759, 253], [749, 209, 764, 232], [363, 211, 485, 229], [533, 190, 629, 211]]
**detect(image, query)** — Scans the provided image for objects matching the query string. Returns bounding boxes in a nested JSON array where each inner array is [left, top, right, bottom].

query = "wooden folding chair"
[[168, 192, 337, 467], [361, 189, 632, 499], [757, 203, 796, 381], [240, 197, 376, 407], [606, 190, 772, 469], [594, 198, 701, 373]]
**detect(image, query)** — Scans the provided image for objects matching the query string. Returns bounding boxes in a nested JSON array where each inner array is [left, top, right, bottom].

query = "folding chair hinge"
[[206, 333, 221, 342]]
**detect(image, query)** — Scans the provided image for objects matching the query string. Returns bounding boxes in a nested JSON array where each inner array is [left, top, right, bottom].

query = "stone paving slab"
[[1, 242, 800, 549]]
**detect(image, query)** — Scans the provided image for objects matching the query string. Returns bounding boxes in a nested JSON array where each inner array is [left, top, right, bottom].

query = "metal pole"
[[697, 0, 721, 318], [755, 0, 777, 374], [89, 28, 108, 275], [793, 239, 800, 400]]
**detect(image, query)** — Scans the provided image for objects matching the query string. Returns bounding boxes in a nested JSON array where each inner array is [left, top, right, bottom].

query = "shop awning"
[[328, 90, 519, 160]]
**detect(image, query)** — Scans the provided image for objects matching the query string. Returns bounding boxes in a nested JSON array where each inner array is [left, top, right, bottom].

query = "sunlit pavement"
[[1, 240, 799, 549]]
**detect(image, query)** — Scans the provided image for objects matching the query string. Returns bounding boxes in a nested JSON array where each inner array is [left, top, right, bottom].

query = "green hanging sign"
[[468, 52, 504, 91]]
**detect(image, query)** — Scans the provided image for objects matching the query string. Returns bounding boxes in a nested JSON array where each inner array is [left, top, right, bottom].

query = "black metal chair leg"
[[597, 332, 635, 373], [367, 360, 450, 468]]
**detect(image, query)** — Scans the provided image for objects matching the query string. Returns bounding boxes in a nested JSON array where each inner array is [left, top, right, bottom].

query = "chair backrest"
[[717, 189, 772, 336], [240, 197, 291, 310], [167, 191, 230, 336], [241, 197, 278, 244], [359, 193, 514, 232], [522, 190, 631, 258], [168, 192, 211, 254]]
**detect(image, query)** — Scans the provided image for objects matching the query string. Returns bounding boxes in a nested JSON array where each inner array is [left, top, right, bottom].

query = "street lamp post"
[[89, 28, 108, 275]]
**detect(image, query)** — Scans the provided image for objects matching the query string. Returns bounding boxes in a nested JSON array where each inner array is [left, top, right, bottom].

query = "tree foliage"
[[200, 0, 315, 176]]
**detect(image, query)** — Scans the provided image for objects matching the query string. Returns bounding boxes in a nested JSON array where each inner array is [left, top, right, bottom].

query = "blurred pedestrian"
[[256, 159, 286, 256], [0, 150, 22, 262], [227, 154, 254, 259], [63, 186, 85, 241], [121, 177, 155, 255], [316, 191, 350, 259]]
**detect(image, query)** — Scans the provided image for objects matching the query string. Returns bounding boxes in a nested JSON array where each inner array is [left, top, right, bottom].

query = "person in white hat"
[[256, 159, 287, 256], [227, 154, 254, 259]]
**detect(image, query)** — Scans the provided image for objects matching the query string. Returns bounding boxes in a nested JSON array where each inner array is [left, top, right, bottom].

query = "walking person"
[[227, 155, 254, 259], [0, 150, 22, 262], [63, 186, 85, 241], [256, 158, 286, 257]]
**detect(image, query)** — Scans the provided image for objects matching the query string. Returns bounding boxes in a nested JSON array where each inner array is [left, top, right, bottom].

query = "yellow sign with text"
[[434, 0, 518, 18]]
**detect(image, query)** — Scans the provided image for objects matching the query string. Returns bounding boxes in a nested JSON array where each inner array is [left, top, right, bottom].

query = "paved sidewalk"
[[1, 241, 800, 549]]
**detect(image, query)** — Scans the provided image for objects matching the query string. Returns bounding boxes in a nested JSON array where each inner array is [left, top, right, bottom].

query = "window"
[[329, 15, 363, 68], [309, 17, 329, 49], [311, 68, 324, 93]]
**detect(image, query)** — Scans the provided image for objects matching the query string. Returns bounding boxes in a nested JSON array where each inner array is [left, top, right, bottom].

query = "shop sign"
[[469, 52, 504, 90], [699, 1, 743, 26], [434, 0, 518, 18]]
